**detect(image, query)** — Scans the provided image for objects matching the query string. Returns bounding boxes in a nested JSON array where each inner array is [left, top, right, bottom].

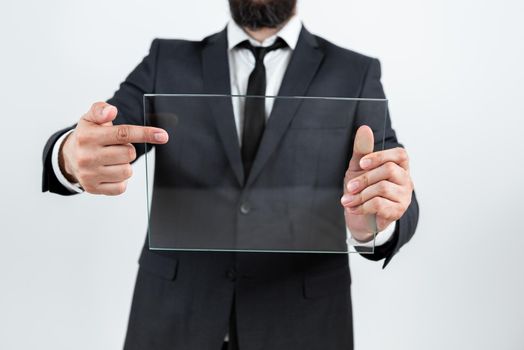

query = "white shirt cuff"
[[51, 129, 84, 194], [346, 221, 396, 248]]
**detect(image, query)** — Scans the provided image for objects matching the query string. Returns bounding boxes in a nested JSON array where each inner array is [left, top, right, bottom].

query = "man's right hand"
[[60, 102, 169, 195]]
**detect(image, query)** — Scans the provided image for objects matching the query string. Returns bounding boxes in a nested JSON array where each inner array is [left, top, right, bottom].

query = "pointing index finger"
[[100, 124, 169, 145]]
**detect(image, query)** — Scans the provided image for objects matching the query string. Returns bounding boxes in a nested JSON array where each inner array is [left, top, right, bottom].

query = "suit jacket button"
[[226, 269, 237, 281], [239, 202, 251, 215]]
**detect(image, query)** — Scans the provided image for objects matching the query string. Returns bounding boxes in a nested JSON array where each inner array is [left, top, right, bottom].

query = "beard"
[[229, 0, 297, 30]]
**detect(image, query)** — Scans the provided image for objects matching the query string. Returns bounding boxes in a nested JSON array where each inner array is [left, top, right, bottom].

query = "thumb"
[[348, 125, 374, 172], [82, 102, 118, 125]]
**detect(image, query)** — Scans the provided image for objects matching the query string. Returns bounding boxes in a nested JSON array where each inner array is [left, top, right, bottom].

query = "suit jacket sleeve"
[[356, 58, 420, 267], [42, 39, 160, 195]]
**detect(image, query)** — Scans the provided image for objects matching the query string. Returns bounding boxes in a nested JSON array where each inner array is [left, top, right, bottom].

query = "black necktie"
[[237, 38, 287, 179]]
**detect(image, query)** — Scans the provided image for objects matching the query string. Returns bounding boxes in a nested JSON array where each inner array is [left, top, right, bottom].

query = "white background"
[[1, 0, 523, 349]]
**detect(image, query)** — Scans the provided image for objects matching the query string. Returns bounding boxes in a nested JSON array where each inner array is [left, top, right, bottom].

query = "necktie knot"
[[237, 37, 287, 62]]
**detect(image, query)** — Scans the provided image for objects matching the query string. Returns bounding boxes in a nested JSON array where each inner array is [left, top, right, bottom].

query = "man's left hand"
[[341, 125, 414, 242]]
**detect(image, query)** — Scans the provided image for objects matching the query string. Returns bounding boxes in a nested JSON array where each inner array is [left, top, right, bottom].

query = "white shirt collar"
[[227, 15, 302, 50]]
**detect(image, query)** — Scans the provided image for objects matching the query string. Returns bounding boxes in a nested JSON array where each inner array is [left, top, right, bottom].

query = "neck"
[[244, 26, 281, 43]]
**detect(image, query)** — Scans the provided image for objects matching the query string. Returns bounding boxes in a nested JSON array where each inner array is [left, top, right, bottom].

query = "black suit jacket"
[[42, 26, 419, 350]]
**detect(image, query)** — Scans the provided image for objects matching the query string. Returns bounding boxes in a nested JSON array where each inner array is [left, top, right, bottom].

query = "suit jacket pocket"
[[138, 252, 179, 281], [303, 265, 351, 299]]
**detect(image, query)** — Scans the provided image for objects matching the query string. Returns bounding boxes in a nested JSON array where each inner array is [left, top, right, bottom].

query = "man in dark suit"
[[42, 1, 419, 349]]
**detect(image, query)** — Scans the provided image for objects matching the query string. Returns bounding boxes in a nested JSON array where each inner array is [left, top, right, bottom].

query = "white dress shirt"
[[51, 15, 395, 245]]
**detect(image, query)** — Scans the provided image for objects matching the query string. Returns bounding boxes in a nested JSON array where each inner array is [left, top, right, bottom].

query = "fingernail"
[[347, 180, 359, 192], [102, 105, 113, 117], [360, 158, 372, 168], [154, 132, 168, 142], [341, 194, 355, 204]]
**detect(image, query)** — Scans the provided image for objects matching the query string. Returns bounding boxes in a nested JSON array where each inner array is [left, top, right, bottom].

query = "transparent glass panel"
[[143, 94, 387, 254]]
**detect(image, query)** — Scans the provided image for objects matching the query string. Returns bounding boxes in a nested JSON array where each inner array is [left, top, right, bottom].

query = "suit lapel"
[[202, 28, 244, 186], [246, 27, 325, 187]]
